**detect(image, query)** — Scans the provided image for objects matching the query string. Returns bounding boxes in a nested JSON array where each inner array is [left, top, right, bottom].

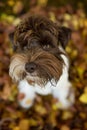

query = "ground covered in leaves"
[[0, 5, 87, 130]]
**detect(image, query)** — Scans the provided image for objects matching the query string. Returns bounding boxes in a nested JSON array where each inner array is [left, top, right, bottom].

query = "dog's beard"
[[9, 49, 63, 86]]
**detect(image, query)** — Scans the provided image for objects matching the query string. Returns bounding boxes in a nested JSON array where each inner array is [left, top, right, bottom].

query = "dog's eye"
[[24, 46, 28, 51], [28, 40, 40, 49], [32, 41, 39, 47]]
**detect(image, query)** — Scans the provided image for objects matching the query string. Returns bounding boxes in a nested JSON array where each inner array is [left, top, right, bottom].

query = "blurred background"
[[0, 0, 87, 130]]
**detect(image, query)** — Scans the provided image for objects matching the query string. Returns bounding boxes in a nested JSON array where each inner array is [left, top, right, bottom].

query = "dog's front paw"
[[18, 80, 36, 109], [17, 92, 35, 109]]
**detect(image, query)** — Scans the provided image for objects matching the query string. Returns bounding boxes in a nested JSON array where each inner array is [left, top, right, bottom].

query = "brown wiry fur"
[[13, 15, 59, 51], [9, 15, 71, 86]]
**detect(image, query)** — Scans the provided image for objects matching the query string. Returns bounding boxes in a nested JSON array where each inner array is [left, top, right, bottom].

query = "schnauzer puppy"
[[9, 15, 74, 109]]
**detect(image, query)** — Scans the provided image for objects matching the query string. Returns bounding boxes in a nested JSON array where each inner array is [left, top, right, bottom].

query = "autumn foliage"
[[0, 1, 87, 130]]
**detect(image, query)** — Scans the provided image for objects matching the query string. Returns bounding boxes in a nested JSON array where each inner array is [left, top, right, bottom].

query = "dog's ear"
[[9, 32, 17, 51], [58, 27, 71, 49], [9, 32, 14, 43]]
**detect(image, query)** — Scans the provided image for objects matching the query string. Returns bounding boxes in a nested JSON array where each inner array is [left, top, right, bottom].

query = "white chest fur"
[[18, 54, 75, 109]]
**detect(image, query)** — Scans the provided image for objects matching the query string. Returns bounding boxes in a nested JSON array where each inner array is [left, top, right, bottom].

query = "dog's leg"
[[17, 80, 36, 109], [52, 55, 75, 109], [52, 79, 74, 109]]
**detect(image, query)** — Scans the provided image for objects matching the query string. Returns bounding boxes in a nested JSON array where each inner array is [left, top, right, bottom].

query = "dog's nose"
[[25, 62, 37, 73]]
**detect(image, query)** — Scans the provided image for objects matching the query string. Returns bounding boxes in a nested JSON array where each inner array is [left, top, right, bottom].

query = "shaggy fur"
[[9, 15, 71, 86], [9, 15, 74, 109]]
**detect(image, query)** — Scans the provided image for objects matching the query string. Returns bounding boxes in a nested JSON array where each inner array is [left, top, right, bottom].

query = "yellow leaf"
[[62, 111, 73, 120], [54, 102, 63, 109], [7, 0, 15, 6], [77, 67, 84, 78], [79, 112, 86, 119], [79, 93, 87, 103], [49, 12, 56, 22], [19, 119, 29, 130], [72, 16, 79, 30], [7, 15, 15, 23], [13, 126, 20, 130], [79, 18, 84, 28], [48, 111, 57, 126], [37, 0, 48, 6], [66, 46, 72, 53], [13, 1, 23, 14], [64, 14, 71, 21], [52, 104, 58, 110], [35, 105, 47, 115], [84, 19, 87, 27], [29, 119, 38, 126], [61, 125, 70, 130], [84, 87, 87, 93]]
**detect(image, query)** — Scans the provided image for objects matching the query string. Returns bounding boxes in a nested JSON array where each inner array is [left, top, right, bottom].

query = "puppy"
[[9, 15, 74, 109]]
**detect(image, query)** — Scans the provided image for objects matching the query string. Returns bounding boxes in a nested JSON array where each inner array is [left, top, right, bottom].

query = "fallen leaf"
[[60, 125, 70, 130], [19, 119, 30, 130], [13, 126, 20, 130], [79, 93, 87, 103], [62, 110, 73, 120]]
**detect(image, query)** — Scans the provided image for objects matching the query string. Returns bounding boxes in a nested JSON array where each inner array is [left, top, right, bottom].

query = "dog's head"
[[9, 15, 71, 86]]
